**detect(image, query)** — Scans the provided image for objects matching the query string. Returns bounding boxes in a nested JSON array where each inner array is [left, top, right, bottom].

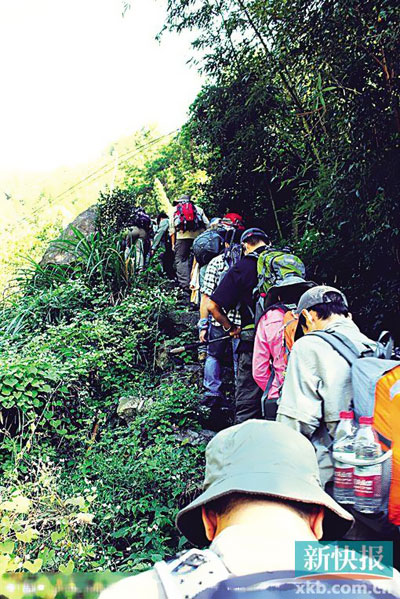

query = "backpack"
[[154, 548, 396, 599], [218, 241, 242, 285], [193, 229, 225, 266], [174, 201, 202, 233], [129, 206, 152, 232], [254, 249, 306, 327], [309, 329, 400, 529]]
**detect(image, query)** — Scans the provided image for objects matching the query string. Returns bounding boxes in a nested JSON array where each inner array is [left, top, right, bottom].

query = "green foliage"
[[96, 187, 137, 234], [163, 0, 400, 340], [0, 235, 202, 572]]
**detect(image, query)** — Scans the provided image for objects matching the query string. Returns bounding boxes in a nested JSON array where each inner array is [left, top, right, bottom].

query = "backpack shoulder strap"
[[307, 329, 364, 366], [154, 548, 230, 599]]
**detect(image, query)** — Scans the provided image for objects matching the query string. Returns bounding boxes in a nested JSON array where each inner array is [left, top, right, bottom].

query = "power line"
[[53, 129, 179, 202]]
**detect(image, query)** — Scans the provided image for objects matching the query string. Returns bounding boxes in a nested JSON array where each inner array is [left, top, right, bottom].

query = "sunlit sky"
[[0, 0, 203, 172]]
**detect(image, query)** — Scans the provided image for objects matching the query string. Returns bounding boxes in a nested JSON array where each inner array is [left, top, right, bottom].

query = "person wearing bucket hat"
[[100, 421, 400, 599], [252, 251, 316, 419], [206, 228, 270, 423], [276, 285, 376, 488]]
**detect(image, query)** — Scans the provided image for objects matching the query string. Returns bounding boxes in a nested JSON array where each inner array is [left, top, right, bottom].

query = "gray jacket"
[[277, 317, 375, 486]]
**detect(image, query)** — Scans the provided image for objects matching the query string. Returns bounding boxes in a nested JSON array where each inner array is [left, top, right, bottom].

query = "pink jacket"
[[253, 308, 286, 400]]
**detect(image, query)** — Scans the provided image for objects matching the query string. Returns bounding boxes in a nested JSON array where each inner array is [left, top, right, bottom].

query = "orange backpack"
[[311, 330, 400, 528]]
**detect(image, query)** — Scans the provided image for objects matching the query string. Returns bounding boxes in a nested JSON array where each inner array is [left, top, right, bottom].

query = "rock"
[[174, 428, 216, 446], [180, 364, 203, 387], [41, 205, 98, 265], [164, 310, 199, 334], [117, 395, 153, 423]]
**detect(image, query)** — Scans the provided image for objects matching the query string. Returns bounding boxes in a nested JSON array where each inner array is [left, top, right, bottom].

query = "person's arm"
[[276, 339, 322, 436], [152, 219, 168, 251], [198, 294, 210, 343], [201, 208, 210, 229], [169, 210, 176, 249], [206, 298, 241, 338], [207, 266, 242, 337], [253, 316, 273, 391]]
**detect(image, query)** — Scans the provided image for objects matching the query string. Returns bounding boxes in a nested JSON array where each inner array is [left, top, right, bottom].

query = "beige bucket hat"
[[176, 420, 353, 546]]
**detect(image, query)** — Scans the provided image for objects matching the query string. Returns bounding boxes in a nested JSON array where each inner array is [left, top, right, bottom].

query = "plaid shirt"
[[201, 254, 241, 326]]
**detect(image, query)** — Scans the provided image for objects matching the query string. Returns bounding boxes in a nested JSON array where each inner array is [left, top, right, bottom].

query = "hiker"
[[276, 286, 376, 488], [152, 212, 175, 279], [198, 226, 243, 427], [169, 194, 209, 301], [125, 205, 153, 271], [99, 419, 399, 598], [206, 228, 269, 423], [277, 285, 400, 558], [252, 252, 316, 419]]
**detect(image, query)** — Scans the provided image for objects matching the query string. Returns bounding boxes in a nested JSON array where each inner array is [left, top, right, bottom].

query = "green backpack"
[[253, 249, 308, 327], [256, 249, 306, 294]]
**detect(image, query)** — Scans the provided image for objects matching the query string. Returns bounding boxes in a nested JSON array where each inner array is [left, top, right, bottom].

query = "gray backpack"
[[154, 548, 396, 598]]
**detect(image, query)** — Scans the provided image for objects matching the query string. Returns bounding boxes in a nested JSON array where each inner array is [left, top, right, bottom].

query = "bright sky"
[[0, 0, 202, 171]]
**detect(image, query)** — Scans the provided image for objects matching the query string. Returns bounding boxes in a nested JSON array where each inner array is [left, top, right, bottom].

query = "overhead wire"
[[7, 128, 180, 227], [53, 129, 179, 202]]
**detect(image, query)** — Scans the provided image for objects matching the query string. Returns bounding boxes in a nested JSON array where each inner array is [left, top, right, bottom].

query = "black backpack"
[[129, 207, 152, 232], [193, 229, 225, 266]]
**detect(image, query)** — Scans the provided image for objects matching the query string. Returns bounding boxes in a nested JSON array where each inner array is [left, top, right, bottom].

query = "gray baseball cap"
[[176, 420, 353, 546], [295, 285, 348, 315], [173, 194, 191, 205]]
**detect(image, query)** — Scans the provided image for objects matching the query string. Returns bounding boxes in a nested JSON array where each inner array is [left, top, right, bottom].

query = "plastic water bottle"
[[354, 416, 382, 513], [333, 411, 357, 504]]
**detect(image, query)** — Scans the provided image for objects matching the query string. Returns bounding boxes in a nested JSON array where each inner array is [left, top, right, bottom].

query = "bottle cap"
[[339, 410, 354, 419], [359, 416, 373, 425]]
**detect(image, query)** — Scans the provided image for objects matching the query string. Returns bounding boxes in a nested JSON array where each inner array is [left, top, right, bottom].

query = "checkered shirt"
[[201, 254, 241, 327]]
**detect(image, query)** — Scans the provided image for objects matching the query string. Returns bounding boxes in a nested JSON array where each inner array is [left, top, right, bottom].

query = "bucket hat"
[[176, 420, 353, 546], [264, 277, 317, 309], [295, 285, 348, 314]]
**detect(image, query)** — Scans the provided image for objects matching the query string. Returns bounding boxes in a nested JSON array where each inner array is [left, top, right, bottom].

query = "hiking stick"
[[169, 335, 232, 355]]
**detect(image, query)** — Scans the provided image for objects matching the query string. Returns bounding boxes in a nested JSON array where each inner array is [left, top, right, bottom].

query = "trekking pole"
[[169, 335, 232, 355]]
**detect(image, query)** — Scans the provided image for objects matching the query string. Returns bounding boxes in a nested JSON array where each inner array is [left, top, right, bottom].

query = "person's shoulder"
[[291, 332, 332, 353], [99, 568, 163, 599], [263, 307, 286, 323], [208, 253, 224, 268]]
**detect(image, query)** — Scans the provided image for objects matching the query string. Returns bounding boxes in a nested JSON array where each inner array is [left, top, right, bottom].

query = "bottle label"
[[334, 466, 353, 489], [354, 466, 382, 498]]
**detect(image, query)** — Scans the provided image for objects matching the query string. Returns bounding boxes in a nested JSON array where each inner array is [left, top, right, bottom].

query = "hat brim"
[[176, 472, 353, 547], [265, 280, 316, 309]]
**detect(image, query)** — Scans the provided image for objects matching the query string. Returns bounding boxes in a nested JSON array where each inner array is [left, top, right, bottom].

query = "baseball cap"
[[240, 228, 269, 245], [221, 213, 245, 230], [295, 285, 348, 315], [176, 420, 353, 546], [173, 194, 191, 205]]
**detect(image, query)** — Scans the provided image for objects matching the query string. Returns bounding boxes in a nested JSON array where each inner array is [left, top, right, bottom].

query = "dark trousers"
[[235, 351, 262, 423], [174, 239, 194, 290], [161, 248, 175, 280]]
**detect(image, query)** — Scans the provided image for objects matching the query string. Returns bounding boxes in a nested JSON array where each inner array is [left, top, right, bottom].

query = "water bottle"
[[333, 410, 357, 504], [354, 416, 382, 513]]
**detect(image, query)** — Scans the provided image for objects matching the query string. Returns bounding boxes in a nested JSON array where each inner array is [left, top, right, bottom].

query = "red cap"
[[359, 416, 373, 425], [222, 213, 245, 230], [339, 411, 354, 419]]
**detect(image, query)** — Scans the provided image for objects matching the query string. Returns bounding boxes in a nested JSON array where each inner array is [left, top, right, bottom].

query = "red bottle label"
[[334, 466, 353, 489], [354, 474, 382, 498]]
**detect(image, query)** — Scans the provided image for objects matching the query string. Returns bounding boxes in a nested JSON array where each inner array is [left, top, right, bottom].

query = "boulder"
[[41, 205, 98, 266], [174, 428, 216, 446], [117, 395, 153, 423], [164, 310, 199, 335]]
